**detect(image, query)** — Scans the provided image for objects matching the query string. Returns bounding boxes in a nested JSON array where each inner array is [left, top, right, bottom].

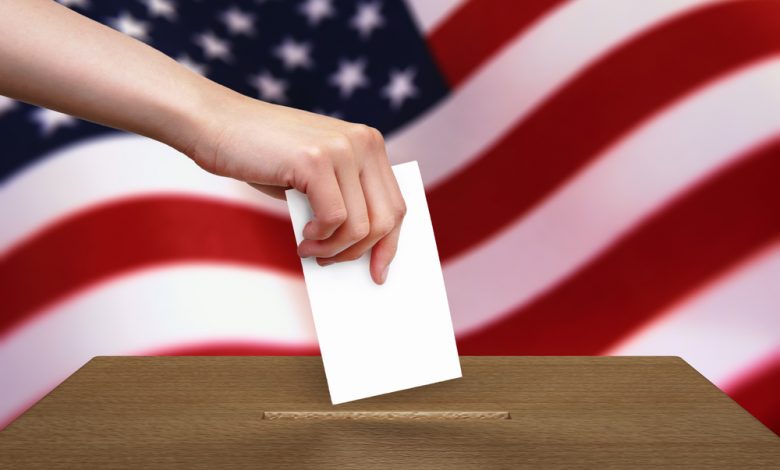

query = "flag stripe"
[[609, 239, 780, 386], [390, 0, 710, 188], [445, 57, 780, 333], [429, 0, 780, 260], [0, 135, 289, 253], [426, 0, 566, 87], [455, 136, 780, 354], [0, 196, 300, 337], [726, 352, 780, 435]]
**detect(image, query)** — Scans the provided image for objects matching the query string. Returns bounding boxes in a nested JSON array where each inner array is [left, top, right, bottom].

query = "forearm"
[[0, 0, 234, 153]]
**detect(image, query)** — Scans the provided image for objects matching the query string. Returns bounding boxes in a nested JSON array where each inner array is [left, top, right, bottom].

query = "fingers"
[[315, 155, 393, 266], [315, 126, 407, 284], [287, 123, 406, 285], [297, 154, 369, 258]]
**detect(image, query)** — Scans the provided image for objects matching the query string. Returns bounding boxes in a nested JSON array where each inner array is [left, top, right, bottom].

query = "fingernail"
[[380, 265, 389, 283]]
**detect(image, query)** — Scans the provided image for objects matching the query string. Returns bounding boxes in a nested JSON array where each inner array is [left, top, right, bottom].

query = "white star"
[[299, 0, 335, 26], [109, 12, 151, 42], [31, 108, 77, 136], [143, 0, 177, 21], [330, 58, 369, 98], [57, 0, 90, 9], [0, 96, 17, 117], [351, 2, 384, 39], [194, 31, 232, 62], [221, 7, 256, 36], [273, 37, 313, 71], [382, 67, 417, 109], [176, 54, 208, 76], [248, 71, 288, 103]]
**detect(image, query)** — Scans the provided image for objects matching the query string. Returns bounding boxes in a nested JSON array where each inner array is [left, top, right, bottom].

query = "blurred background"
[[1, 0, 778, 433]]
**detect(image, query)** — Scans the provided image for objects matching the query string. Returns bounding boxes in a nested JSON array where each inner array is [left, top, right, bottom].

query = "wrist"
[[160, 71, 246, 171]]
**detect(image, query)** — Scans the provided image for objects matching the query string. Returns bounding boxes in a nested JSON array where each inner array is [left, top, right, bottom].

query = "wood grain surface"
[[0, 356, 778, 469]]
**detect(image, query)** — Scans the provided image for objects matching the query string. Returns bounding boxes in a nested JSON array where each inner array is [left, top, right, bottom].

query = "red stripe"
[[727, 353, 780, 436], [455, 136, 780, 355], [427, 0, 566, 87], [428, 0, 780, 261], [0, 196, 302, 337]]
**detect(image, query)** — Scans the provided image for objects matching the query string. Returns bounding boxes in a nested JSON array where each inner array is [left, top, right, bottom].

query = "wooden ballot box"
[[1, 356, 778, 469]]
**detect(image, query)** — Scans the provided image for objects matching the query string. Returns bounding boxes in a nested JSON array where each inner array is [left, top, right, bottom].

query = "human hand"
[[187, 93, 407, 285], [0, 0, 406, 285]]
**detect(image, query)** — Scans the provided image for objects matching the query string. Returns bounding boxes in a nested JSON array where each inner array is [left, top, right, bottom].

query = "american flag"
[[1, 0, 778, 434]]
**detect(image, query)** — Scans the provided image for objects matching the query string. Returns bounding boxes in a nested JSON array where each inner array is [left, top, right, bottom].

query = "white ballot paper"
[[286, 160, 461, 404]]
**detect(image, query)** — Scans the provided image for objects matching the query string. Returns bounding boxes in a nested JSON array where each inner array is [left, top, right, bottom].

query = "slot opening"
[[262, 411, 511, 421]]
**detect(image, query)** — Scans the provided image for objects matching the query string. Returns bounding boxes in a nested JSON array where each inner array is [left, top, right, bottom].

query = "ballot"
[[286, 160, 461, 404]]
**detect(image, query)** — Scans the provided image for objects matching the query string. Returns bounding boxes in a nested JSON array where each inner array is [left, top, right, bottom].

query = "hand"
[[188, 93, 407, 285], [0, 0, 405, 285]]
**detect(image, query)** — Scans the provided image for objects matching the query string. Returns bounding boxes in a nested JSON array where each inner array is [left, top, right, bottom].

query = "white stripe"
[[722, 349, 780, 393], [388, 0, 719, 184], [0, 264, 315, 429], [404, 0, 465, 32], [0, 0, 714, 253], [445, 56, 780, 333], [0, 135, 290, 253], [608, 239, 780, 388]]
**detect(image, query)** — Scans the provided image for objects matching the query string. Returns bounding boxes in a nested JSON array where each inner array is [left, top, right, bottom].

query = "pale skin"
[[0, 0, 407, 285]]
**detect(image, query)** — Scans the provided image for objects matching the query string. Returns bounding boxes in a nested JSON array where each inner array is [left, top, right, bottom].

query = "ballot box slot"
[[262, 411, 511, 421]]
